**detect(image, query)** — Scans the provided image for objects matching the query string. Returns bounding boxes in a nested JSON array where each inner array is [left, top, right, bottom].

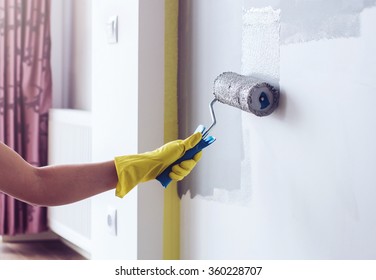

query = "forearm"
[[32, 162, 118, 206], [0, 142, 118, 206]]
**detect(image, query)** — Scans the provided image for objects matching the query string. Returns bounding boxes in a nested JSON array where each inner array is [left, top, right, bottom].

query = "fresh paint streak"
[[178, 0, 243, 199], [280, 0, 376, 44], [244, 0, 376, 44], [240, 7, 280, 204]]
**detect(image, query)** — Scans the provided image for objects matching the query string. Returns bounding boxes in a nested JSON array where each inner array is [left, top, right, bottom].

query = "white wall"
[[51, 0, 92, 110], [90, 0, 165, 259], [179, 0, 376, 259], [50, 0, 165, 259], [69, 0, 92, 110]]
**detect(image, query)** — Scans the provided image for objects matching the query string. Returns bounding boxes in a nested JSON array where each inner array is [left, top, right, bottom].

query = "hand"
[[169, 151, 202, 181], [114, 132, 202, 198]]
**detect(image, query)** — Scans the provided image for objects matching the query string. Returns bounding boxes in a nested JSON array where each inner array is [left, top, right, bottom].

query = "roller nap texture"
[[213, 72, 279, 116]]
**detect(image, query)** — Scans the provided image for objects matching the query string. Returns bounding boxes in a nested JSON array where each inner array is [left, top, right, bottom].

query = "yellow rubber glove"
[[114, 132, 202, 198]]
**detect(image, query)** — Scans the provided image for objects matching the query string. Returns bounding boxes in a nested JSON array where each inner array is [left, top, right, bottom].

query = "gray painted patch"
[[244, 0, 376, 44], [177, 0, 244, 200], [243, 0, 281, 10], [281, 0, 376, 44]]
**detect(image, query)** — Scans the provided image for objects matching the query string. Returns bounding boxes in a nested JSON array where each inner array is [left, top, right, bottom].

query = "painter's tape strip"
[[242, 7, 280, 80], [163, 0, 180, 260]]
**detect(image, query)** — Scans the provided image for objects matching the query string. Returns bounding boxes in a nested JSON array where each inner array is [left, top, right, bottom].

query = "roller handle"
[[156, 135, 215, 188]]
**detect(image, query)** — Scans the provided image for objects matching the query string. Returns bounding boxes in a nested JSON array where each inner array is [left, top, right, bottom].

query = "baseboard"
[[59, 237, 91, 260], [1, 230, 59, 243]]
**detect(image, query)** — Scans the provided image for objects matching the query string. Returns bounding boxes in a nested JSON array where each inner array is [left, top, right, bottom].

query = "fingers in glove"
[[169, 171, 184, 181], [172, 162, 191, 177], [169, 158, 197, 181], [193, 151, 202, 162], [182, 132, 202, 150]]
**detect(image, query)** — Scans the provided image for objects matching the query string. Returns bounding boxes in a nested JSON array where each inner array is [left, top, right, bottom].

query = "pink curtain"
[[0, 0, 51, 235]]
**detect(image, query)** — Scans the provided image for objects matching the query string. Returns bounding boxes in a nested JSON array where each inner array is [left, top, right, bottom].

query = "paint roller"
[[156, 71, 280, 187]]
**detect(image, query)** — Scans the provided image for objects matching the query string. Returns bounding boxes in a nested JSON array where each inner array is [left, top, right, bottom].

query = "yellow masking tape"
[[163, 0, 180, 260]]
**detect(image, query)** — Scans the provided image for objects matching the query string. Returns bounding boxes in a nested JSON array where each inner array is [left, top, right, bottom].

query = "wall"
[[90, 0, 138, 258], [50, 0, 165, 259], [51, 0, 92, 110], [179, 0, 376, 259], [91, 0, 165, 259]]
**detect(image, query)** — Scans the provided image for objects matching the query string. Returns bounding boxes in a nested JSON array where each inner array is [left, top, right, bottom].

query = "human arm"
[[0, 142, 118, 206], [0, 133, 202, 206]]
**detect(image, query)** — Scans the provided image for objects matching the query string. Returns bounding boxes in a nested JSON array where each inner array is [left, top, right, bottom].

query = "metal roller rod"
[[202, 99, 217, 138]]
